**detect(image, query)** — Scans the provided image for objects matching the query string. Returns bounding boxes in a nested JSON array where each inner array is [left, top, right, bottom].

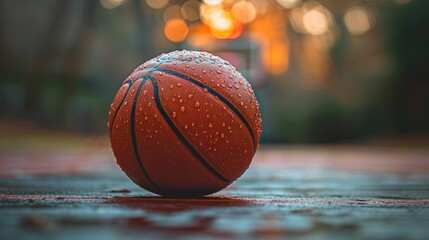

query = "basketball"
[[108, 50, 262, 196]]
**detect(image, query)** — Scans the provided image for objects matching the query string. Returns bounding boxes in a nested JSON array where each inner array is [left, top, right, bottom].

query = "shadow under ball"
[[108, 50, 262, 197]]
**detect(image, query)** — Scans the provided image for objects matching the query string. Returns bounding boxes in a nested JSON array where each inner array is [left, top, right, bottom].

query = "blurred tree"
[[0, 0, 9, 113], [1, 0, 427, 142], [385, 0, 429, 134], [133, 0, 157, 59], [23, 1, 71, 118], [23, 0, 98, 126], [60, 0, 98, 124]]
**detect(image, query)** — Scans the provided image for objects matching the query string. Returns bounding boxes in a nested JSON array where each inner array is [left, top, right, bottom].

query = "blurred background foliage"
[[0, 0, 428, 143]]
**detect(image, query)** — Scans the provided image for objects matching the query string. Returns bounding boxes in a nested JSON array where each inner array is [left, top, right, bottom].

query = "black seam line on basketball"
[[148, 75, 231, 183], [153, 67, 256, 151], [131, 53, 179, 81], [149, 67, 256, 151], [130, 77, 159, 190], [109, 80, 133, 137], [126, 52, 182, 192]]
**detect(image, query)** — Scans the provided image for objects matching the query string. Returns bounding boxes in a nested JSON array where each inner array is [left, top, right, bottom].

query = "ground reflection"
[[105, 195, 269, 238]]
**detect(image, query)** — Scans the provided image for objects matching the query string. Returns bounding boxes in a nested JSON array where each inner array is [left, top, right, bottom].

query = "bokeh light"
[[289, 7, 307, 33], [181, 1, 201, 22], [164, 18, 189, 42], [144, 0, 169, 10], [3, 0, 429, 146], [203, 0, 223, 6], [211, 15, 232, 33], [249, 0, 272, 15], [200, 3, 223, 25], [302, 6, 330, 35], [163, 5, 183, 22], [250, 9, 289, 75], [344, 6, 374, 35], [232, 1, 257, 24], [275, 0, 302, 9], [290, 1, 334, 36], [100, 0, 127, 9], [208, 10, 242, 39]]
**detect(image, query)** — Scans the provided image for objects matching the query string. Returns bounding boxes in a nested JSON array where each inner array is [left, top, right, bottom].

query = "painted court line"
[[1, 195, 428, 205]]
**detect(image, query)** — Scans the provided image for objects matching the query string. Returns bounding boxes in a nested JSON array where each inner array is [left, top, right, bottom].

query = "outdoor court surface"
[[0, 121, 428, 240]]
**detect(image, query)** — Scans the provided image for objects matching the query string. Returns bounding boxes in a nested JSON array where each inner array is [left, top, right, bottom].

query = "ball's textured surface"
[[108, 50, 262, 196]]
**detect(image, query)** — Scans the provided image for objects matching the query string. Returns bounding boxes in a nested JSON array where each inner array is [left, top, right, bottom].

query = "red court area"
[[1, 121, 429, 240]]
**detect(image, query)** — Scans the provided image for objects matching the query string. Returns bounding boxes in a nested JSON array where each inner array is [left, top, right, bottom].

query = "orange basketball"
[[108, 50, 262, 196]]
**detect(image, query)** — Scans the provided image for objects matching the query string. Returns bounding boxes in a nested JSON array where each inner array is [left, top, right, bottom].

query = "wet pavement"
[[0, 126, 428, 239]]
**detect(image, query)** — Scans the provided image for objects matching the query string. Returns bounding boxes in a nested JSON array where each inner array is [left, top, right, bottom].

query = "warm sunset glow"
[[265, 40, 289, 74], [249, 0, 272, 15], [250, 9, 290, 75], [187, 29, 214, 48], [164, 18, 189, 42]]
